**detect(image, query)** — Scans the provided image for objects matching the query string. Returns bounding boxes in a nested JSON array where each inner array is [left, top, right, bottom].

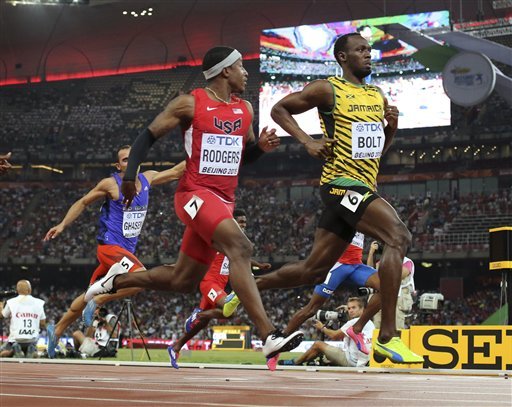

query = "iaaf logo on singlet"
[[213, 117, 242, 134]]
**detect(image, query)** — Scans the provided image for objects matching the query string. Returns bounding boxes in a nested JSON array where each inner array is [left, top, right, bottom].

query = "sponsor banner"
[[410, 326, 512, 370], [443, 52, 496, 107]]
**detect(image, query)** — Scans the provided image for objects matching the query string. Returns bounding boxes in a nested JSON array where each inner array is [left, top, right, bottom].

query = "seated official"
[[280, 297, 374, 367]]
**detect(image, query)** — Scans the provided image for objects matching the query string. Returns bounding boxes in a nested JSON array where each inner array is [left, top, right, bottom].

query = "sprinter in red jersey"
[[85, 46, 304, 362]]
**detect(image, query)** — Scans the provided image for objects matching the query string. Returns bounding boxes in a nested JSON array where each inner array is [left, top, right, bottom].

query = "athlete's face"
[[226, 59, 248, 93], [347, 300, 363, 319], [116, 148, 130, 172], [235, 215, 247, 231], [340, 35, 372, 79]]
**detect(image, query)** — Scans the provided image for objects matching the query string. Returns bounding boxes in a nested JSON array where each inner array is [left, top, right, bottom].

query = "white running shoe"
[[84, 263, 127, 302], [262, 330, 304, 359]]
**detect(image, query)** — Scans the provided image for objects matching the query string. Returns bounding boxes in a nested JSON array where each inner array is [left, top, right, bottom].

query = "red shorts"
[[174, 189, 235, 265], [199, 280, 228, 310], [89, 244, 144, 285]]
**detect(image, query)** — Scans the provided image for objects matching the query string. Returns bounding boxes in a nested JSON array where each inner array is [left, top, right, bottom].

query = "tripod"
[[101, 298, 151, 361]]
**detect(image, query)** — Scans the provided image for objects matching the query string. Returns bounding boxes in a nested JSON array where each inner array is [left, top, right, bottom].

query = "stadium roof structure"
[[0, 0, 508, 84]]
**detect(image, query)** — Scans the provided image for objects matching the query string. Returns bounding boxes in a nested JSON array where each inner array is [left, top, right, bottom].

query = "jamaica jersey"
[[319, 77, 385, 190]]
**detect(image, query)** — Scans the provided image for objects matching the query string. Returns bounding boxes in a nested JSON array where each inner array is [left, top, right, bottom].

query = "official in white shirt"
[[0, 280, 46, 358]]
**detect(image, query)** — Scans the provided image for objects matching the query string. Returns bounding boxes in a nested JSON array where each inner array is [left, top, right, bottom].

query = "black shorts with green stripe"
[[318, 181, 380, 241]]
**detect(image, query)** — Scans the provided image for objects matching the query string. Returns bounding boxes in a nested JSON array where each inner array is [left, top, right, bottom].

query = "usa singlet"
[[177, 88, 253, 202], [319, 77, 385, 190], [97, 172, 150, 253]]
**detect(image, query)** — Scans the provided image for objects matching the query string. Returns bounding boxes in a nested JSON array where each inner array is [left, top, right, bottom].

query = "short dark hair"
[[233, 208, 247, 218], [98, 307, 108, 318], [202, 46, 236, 76], [114, 144, 132, 161], [333, 33, 362, 64]]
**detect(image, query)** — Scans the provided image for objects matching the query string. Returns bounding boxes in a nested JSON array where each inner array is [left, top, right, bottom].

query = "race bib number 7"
[[184, 195, 204, 219]]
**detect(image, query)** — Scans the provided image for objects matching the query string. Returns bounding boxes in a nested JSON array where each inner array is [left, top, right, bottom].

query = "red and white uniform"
[[336, 232, 364, 265], [198, 252, 230, 310], [174, 88, 253, 265]]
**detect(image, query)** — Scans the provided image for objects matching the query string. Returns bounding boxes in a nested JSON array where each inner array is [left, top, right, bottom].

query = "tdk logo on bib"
[[352, 121, 384, 160]]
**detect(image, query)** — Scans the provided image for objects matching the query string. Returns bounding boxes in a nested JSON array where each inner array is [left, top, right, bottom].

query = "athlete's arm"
[[43, 178, 112, 241], [367, 241, 379, 268], [376, 89, 399, 156], [271, 80, 334, 160], [122, 95, 194, 207], [39, 318, 47, 329], [144, 160, 186, 186]]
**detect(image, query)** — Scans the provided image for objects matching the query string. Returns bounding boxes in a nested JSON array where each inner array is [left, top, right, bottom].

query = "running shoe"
[[47, 323, 57, 359], [345, 326, 369, 355], [266, 354, 279, 371], [168, 346, 180, 369], [222, 292, 241, 317], [374, 337, 424, 364], [84, 263, 127, 302], [82, 298, 97, 327], [262, 330, 304, 359], [184, 307, 202, 334]]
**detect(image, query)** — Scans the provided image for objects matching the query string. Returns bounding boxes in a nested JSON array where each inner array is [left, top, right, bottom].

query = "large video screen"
[[260, 11, 451, 136]]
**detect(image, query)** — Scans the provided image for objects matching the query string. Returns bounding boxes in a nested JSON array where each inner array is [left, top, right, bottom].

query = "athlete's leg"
[[351, 271, 381, 334], [284, 293, 327, 336], [173, 317, 210, 353], [113, 253, 209, 293], [355, 198, 411, 343], [54, 293, 88, 338], [212, 218, 274, 339], [256, 228, 348, 291]]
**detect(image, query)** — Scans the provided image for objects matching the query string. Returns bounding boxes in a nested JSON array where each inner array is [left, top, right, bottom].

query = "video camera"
[[419, 293, 444, 311], [315, 309, 348, 324], [358, 287, 376, 296], [0, 290, 17, 300]]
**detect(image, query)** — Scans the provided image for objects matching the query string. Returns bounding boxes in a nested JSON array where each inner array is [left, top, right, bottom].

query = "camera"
[[0, 290, 17, 300], [316, 309, 348, 324], [358, 287, 376, 296], [419, 293, 444, 310]]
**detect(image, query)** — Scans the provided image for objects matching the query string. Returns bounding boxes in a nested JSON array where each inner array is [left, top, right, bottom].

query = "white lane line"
[[1, 383, 511, 404]]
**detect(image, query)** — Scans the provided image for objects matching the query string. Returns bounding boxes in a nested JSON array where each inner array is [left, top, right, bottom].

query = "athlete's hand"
[[0, 152, 12, 175], [304, 138, 333, 160], [254, 262, 271, 270], [121, 180, 137, 208], [44, 224, 64, 241], [384, 105, 399, 130], [369, 241, 379, 253], [258, 126, 280, 152]]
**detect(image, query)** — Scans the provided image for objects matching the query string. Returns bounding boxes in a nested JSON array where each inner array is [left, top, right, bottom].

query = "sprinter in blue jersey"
[[43, 145, 185, 358]]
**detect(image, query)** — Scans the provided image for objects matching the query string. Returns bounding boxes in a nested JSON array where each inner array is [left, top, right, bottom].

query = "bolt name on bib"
[[351, 122, 385, 160]]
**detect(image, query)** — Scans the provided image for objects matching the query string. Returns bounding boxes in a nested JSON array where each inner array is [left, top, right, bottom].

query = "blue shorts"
[[314, 263, 377, 298]]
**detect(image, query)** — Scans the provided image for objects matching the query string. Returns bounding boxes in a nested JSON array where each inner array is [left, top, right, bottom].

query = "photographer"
[[368, 241, 415, 329], [0, 280, 46, 358], [72, 307, 118, 358], [280, 297, 374, 367]]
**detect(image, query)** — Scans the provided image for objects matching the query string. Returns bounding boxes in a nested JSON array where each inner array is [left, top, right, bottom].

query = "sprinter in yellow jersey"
[[257, 33, 423, 364]]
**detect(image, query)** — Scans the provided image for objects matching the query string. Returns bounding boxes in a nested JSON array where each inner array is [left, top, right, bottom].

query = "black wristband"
[[243, 141, 265, 165], [124, 128, 157, 181]]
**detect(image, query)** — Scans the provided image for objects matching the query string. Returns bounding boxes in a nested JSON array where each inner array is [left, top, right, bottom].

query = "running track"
[[1, 361, 510, 406]]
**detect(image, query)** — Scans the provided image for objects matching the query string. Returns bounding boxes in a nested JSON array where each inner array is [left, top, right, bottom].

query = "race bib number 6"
[[340, 190, 363, 213]]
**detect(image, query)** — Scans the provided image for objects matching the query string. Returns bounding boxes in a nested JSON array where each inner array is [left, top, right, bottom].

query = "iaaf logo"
[[214, 117, 242, 134]]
